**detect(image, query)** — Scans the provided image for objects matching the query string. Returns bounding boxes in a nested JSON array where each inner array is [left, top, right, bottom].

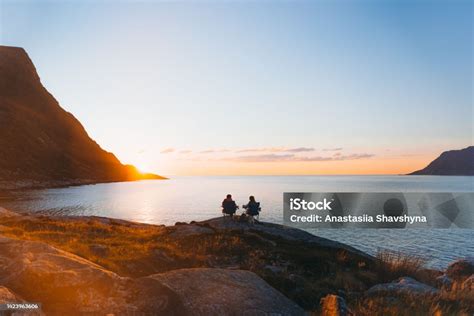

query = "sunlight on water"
[[2, 176, 473, 269]]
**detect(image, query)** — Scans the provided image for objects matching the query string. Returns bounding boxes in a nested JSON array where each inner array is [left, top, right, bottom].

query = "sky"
[[0, 0, 472, 176]]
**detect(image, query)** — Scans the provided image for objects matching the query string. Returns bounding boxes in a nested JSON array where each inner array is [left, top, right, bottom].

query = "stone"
[[0, 286, 20, 303], [0, 207, 19, 218], [367, 277, 439, 296], [446, 258, 474, 280], [200, 217, 373, 261], [0, 235, 184, 315], [149, 268, 306, 316], [462, 274, 474, 291], [435, 274, 453, 289], [0, 285, 45, 315]]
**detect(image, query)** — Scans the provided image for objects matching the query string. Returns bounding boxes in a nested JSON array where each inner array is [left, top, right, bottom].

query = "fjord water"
[[3, 176, 473, 269]]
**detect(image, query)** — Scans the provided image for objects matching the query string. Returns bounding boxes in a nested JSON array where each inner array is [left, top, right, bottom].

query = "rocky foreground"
[[0, 208, 472, 315]]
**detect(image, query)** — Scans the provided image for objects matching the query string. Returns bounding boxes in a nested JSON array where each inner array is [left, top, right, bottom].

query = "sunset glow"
[[2, 0, 471, 176], [125, 146, 457, 176]]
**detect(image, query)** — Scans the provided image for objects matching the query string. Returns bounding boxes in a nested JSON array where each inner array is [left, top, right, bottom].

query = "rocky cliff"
[[409, 146, 474, 176], [0, 46, 164, 189]]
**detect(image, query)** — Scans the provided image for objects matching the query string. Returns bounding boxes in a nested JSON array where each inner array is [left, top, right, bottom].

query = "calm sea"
[[2, 176, 473, 269]]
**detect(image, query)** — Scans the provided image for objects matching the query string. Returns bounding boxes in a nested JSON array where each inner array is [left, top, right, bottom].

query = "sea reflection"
[[1, 175, 473, 269]]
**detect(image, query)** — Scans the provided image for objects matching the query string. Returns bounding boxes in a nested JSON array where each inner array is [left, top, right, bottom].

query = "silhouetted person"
[[243, 196, 261, 223], [222, 194, 238, 218]]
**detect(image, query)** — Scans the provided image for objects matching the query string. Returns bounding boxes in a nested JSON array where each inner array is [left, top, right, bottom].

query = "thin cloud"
[[286, 147, 314, 153], [179, 150, 192, 154], [299, 153, 374, 161], [236, 147, 284, 153], [236, 147, 314, 153], [322, 147, 343, 151], [225, 153, 374, 163], [160, 148, 175, 154], [228, 154, 295, 162], [199, 149, 215, 154]]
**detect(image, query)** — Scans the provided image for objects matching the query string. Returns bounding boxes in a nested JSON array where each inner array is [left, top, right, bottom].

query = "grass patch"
[[3, 214, 471, 314], [375, 250, 428, 283]]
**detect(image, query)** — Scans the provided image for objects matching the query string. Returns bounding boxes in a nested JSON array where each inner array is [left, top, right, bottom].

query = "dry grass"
[[351, 288, 474, 316], [0, 215, 320, 278], [0, 214, 378, 311], [1, 214, 471, 314], [347, 250, 474, 315], [375, 250, 429, 283], [0, 215, 194, 276]]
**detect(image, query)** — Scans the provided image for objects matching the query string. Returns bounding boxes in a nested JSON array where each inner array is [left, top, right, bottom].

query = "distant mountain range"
[[409, 146, 474, 176], [0, 46, 164, 189]]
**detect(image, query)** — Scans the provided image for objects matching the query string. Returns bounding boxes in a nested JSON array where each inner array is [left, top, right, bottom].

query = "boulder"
[[149, 268, 306, 316], [0, 207, 19, 218], [0, 286, 20, 303], [435, 274, 453, 289], [462, 275, 474, 291], [0, 234, 308, 315], [446, 258, 474, 280], [0, 286, 45, 315], [201, 217, 373, 260], [320, 294, 350, 316], [367, 277, 439, 297], [0, 235, 185, 315]]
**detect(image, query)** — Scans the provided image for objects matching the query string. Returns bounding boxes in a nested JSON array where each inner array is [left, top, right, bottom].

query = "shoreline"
[[0, 177, 168, 192], [1, 173, 472, 192], [2, 191, 472, 271]]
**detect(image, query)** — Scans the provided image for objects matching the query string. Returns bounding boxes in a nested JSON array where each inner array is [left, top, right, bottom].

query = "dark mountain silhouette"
[[409, 146, 474, 176], [0, 46, 164, 188]]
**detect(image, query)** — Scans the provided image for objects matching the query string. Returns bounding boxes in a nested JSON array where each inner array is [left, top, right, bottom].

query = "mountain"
[[0, 46, 165, 188], [409, 146, 474, 176]]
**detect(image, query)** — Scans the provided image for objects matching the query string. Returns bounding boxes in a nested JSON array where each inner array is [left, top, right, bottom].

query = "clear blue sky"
[[1, 0, 472, 175]]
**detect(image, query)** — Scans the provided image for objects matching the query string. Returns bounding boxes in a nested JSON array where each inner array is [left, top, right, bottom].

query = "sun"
[[134, 161, 149, 174]]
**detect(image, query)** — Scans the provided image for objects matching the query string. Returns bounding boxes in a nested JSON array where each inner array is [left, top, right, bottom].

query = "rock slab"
[[367, 277, 439, 296], [150, 268, 306, 316], [0, 235, 184, 315]]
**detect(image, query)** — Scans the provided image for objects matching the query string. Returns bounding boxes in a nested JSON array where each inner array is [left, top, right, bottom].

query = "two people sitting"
[[222, 194, 261, 222]]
